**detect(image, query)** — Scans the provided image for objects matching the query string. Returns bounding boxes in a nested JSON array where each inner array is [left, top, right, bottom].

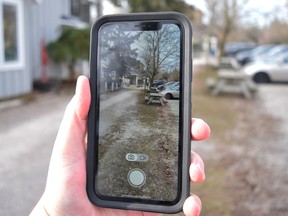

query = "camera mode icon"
[[126, 153, 137, 161], [138, 154, 149, 162], [125, 153, 149, 162]]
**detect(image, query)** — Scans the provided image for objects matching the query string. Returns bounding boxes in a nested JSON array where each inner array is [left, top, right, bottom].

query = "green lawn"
[[163, 65, 240, 216]]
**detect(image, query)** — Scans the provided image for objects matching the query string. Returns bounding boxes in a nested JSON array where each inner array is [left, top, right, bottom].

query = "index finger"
[[191, 118, 210, 141]]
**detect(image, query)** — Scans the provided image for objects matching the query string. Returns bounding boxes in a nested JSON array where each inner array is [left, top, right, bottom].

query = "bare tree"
[[205, 0, 247, 57], [135, 24, 180, 87], [261, 19, 288, 44]]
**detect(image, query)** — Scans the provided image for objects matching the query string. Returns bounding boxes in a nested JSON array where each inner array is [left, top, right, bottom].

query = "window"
[[0, 0, 24, 70], [71, 0, 80, 17], [3, 4, 17, 61], [70, 0, 90, 23]]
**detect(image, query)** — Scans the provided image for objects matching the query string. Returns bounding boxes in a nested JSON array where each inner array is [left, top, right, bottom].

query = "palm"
[[47, 153, 155, 216], [31, 77, 209, 216], [44, 103, 156, 216]]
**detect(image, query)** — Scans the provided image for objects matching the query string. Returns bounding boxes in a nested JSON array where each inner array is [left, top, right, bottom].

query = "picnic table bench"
[[209, 70, 257, 99], [147, 92, 165, 106]]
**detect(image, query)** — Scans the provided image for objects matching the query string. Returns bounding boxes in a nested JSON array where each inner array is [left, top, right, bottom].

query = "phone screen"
[[95, 21, 182, 203]]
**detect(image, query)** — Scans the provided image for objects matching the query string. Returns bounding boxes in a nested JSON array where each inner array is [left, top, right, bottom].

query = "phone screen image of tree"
[[96, 22, 181, 202]]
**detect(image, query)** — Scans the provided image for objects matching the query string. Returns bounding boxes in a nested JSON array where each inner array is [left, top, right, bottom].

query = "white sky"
[[186, 0, 288, 26], [98, 0, 288, 26]]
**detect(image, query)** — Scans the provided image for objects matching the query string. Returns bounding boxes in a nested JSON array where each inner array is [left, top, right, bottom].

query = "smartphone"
[[87, 12, 192, 213]]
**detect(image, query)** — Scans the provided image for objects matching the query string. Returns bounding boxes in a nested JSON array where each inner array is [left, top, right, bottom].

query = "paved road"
[[0, 91, 72, 216]]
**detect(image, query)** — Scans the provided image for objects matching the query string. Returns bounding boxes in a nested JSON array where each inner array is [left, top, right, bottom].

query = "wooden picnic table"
[[147, 92, 165, 106], [210, 70, 257, 99]]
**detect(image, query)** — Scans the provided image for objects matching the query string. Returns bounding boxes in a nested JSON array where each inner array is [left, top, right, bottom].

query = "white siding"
[[0, 0, 71, 99], [26, 0, 71, 80], [0, 0, 31, 100]]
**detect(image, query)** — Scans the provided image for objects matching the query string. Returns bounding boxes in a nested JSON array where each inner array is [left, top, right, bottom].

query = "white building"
[[0, 0, 91, 99]]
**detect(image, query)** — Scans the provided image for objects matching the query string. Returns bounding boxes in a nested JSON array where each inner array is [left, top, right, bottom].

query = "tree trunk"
[[68, 60, 76, 79]]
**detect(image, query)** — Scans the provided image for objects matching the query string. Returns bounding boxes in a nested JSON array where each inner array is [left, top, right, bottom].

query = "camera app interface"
[[96, 21, 181, 202]]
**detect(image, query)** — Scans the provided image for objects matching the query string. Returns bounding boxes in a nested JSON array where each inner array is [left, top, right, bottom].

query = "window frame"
[[0, 0, 25, 71], [71, 0, 81, 17]]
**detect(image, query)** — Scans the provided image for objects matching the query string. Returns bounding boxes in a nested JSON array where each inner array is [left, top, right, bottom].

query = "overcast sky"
[[99, 0, 288, 26], [186, 0, 288, 26]]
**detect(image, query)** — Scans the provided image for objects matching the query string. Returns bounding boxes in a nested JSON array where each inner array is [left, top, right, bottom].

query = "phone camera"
[[127, 154, 135, 160]]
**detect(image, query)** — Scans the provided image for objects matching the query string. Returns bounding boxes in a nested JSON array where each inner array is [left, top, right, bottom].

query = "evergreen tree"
[[100, 24, 140, 81], [47, 26, 90, 77]]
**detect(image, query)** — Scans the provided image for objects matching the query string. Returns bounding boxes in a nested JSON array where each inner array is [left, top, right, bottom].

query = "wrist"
[[29, 198, 50, 216]]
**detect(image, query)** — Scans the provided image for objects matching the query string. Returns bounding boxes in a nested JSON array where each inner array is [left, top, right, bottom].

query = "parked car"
[[160, 85, 180, 99], [224, 42, 257, 56], [235, 44, 275, 66], [151, 80, 166, 91], [251, 44, 288, 63], [243, 53, 288, 83], [152, 80, 165, 86], [157, 81, 179, 91]]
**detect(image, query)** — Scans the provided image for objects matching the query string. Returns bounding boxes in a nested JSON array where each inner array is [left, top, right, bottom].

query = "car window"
[[172, 86, 179, 91]]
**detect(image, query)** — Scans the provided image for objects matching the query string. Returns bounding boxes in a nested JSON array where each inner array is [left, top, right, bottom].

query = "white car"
[[160, 86, 179, 99], [156, 81, 179, 92], [243, 54, 288, 83]]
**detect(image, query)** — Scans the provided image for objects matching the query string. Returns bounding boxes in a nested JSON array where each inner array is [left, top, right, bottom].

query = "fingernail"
[[196, 163, 205, 180], [190, 163, 205, 182]]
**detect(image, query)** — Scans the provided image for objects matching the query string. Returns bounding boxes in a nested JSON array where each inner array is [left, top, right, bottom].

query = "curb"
[[0, 99, 23, 111]]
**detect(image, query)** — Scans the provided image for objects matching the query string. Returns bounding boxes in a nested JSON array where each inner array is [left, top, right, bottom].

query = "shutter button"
[[127, 169, 146, 187]]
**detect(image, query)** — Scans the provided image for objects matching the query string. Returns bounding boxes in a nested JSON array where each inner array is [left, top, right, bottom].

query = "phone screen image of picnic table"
[[95, 21, 182, 203]]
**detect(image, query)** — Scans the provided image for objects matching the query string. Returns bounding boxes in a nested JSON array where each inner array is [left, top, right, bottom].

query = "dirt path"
[[99, 90, 139, 134], [243, 84, 288, 215], [96, 90, 180, 201]]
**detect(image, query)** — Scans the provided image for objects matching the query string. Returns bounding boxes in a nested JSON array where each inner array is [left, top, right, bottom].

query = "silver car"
[[243, 53, 288, 83], [160, 85, 180, 99]]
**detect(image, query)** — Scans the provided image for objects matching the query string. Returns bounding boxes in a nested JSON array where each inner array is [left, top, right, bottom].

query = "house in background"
[[0, 0, 91, 100]]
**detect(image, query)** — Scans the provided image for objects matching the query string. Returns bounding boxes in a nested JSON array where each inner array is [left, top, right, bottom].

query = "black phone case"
[[87, 12, 192, 213]]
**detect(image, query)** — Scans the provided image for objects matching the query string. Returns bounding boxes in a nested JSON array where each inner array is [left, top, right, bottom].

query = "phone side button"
[[127, 169, 146, 188], [191, 58, 193, 82]]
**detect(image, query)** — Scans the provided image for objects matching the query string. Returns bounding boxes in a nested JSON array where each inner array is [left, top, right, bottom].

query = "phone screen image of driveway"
[[95, 22, 181, 202]]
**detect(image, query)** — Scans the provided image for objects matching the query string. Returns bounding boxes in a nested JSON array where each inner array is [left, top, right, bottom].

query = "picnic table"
[[147, 92, 165, 106], [209, 70, 257, 99]]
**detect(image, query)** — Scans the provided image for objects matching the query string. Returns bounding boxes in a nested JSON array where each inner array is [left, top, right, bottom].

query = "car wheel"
[[253, 72, 271, 83], [165, 93, 173, 100]]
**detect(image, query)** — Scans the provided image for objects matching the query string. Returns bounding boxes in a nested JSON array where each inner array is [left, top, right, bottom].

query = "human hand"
[[30, 75, 210, 216]]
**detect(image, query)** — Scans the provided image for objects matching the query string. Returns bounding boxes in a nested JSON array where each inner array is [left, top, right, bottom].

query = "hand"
[[30, 76, 210, 216]]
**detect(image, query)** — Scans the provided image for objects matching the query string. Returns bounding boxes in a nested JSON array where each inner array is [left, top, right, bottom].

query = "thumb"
[[51, 76, 91, 165], [42, 76, 92, 216]]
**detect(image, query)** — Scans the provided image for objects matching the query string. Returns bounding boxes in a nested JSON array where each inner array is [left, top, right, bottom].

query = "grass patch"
[[160, 66, 240, 216], [192, 66, 238, 142], [191, 65, 242, 215], [97, 90, 180, 201], [192, 166, 231, 215]]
